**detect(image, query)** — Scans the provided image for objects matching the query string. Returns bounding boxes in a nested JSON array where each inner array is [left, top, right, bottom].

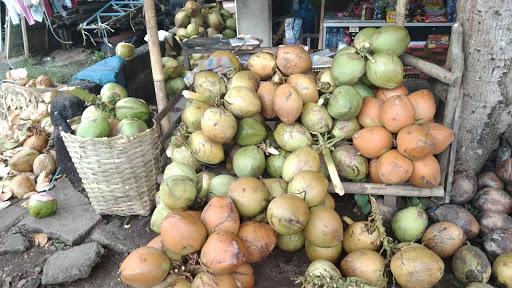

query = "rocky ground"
[[0, 177, 465, 288]]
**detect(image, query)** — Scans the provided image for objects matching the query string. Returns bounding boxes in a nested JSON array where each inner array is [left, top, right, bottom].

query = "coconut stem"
[[342, 216, 354, 225], [368, 196, 394, 288], [323, 147, 345, 196]]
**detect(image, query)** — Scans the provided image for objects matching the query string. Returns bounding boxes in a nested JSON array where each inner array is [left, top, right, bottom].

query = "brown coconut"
[[408, 89, 436, 124], [23, 134, 48, 152], [376, 85, 409, 101], [409, 155, 441, 188], [237, 221, 277, 263], [8, 148, 40, 172], [200, 196, 240, 235], [231, 263, 255, 288], [119, 246, 171, 288], [421, 221, 465, 259], [352, 127, 393, 159], [423, 123, 454, 155], [287, 74, 319, 104], [200, 230, 247, 274], [9, 174, 36, 199], [376, 149, 413, 184], [247, 52, 276, 80], [257, 81, 278, 119], [160, 211, 207, 255], [273, 84, 303, 124], [397, 124, 436, 160], [32, 154, 56, 177], [380, 95, 415, 133], [276, 45, 312, 76], [358, 97, 383, 127]]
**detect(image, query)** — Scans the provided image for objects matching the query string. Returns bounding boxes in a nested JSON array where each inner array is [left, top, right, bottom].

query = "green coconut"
[[331, 144, 368, 180], [165, 77, 186, 96], [287, 171, 328, 207], [331, 119, 361, 140], [223, 86, 261, 118], [150, 203, 172, 233], [222, 29, 236, 39], [81, 106, 110, 122], [339, 46, 358, 54], [225, 17, 236, 30], [115, 97, 150, 121], [115, 42, 135, 60], [273, 123, 312, 152], [263, 178, 288, 198], [366, 52, 404, 89], [306, 259, 342, 279], [187, 130, 225, 165], [451, 245, 491, 284], [27, 192, 57, 218], [76, 118, 111, 138], [159, 175, 197, 211], [282, 147, 320, 182], [391, 206, 429, 242], [193, 71, 226, 105], [277, 232, 305, 252], [208, 175, 236, 199], [354, 27, 378, 50], [100, 92, 121, 108], [100, 82, 128, 100], [228, 177, 270, 217], [197, 171, 214, 199], [233, 145, 266, 177], [267, 194, 310, 235], [235, 117, 266, 145], [331, 52, 366, 85], [201, 107, 237, 144], [164, 58, 185, 79], [181, 101, 209, 133], [117, 118, 148, 137], [300, 103, 333, 133], [266, 149, 288, 178], [163, 162, 198, 183], [174, 10, 190, 28], [317, 68, 337, 94], [353, 83, 374, 98], [371, 25, 410, 56], [166, 136, 202, 171], [186, 23, 199, 36], [327, 85, 363, 120]]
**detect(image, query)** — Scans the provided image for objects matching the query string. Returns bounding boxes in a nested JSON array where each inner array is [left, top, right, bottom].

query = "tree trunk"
[[455, 0, 512, 173]]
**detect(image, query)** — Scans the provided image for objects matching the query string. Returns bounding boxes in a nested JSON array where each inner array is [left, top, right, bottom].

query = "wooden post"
[[21, 17, 29, 57], [318, 0, 325, 49], [395, 0, 407, 25], [143, 0, 171, 137]]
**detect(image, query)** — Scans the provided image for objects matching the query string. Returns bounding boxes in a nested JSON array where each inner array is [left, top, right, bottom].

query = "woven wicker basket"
[[61, 121, 161, 216]]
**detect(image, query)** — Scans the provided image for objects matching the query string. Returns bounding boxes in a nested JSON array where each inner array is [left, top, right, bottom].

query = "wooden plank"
[[328, 183, 445, 197], [21, 18, 29, 57], [401, 53, 457, 85]]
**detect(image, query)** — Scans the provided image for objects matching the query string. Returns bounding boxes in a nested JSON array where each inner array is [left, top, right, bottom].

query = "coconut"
[[76, 118, 111, 138], [150, 204, 172, 233], [237, 221, 277, 263], [225, 17, 236, 31], [474, 187, 512, 213], [267, 194, 309, 235], [182, 101, 209, 133], [390, 244, 444, 288], [23, 134, 49, 153], [273, 123, 312, 152], [167, 136, 202, 171], [263, 178, 288, 198], [159, 175, 197, 211], [354, 27, 378, 50], [376, 149, 413, 184], [408, 89, 436, 124], [115, 42, 135, 60], [409, 155, 441, 188], [228, 71, 260, 91], [380, 95, 415, 132], [9, 149, 39, 172], [287, 74, 319, 104], [117, 118, 148, 137], [376, 85, 409, 101], [32, 154, 56, 177], [27, 192, 57, 218], [263, 151, 286, 179], [396, 124, 436, 160], [282, 147, 320, 182], [327, 85, 363, 120], [208, 175, 236, 198], [184, 0, 200, 16], [165, 77, 186, 96], [352, 127, 392, 158], [160, 211, 207, 255], [366, 52, 404, 89], [331, 119, 361, 140], [163, 162, 198, 183], [200, 231, 247, 274], [175, 10, 190, 28], [100, 82, 128, 99], [146, 235, 164, 250], [81, 106, 109, 122], [429, 204, 480, 239], [200, 196, 240, 235], [314, 193, 335, 209], [275, 45, 312, 76], [228, 177, 270, 217], [358, 97, 382, 127], [119, 246, 171, 288], [493, 252, 512, 288], [277, 232, 305, 252], [235, 118, 266, 146], [303, 207, 343, 248], [331, 52, 366, 85], [206, 12, 224, 32], [306, 259, 341, 279], [332, 144, 368, 180], [343, 221, 381, 253], [368, 159, 382, 183], [248, 52, 276, 80], [421, 123, 453, 154], [188, 130, 225, 165], [209, 51, 241, 77], [257, 81, 278, 119], [287, 171, 328, 207], [115, 97, 150, 121], [197, 171, 214, 199], [478, 171, 504, 190], [392, 206, 428, 242], [421, 221, 465, 259], [479, 211, 512, 235], [317, 68, 336, 93], [483, 228, 512, 260], [232, 146, 266, 177], [353, 83, 375, 98], [452, 245, 491, 284], [305, 241, 342, 263], [451, 171, 478, 204], [300, 103, 333, 133], [201, 107, 237, 144], [224, 86, 261, 118], [465, 283, 495, 288], [340, 249, 386, 287], [371, 25, 410, 56], [193, 71, 226, 105], [229, 264, 255, 288], [273, 84, 303, 124]]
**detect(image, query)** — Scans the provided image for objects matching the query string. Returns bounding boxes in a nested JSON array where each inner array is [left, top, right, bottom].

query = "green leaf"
[[407, 197, 422, 208]]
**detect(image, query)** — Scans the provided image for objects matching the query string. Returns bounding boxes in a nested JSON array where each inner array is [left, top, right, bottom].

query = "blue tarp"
[[73, 56, 126, 86]]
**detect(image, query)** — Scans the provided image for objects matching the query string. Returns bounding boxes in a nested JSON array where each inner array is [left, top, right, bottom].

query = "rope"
[[44, 9, 73, 45]]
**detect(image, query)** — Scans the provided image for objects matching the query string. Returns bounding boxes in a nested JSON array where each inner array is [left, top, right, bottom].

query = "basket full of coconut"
[[61, 84, 161, 216]]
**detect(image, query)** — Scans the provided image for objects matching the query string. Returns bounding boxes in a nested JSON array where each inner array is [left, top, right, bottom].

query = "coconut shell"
[[200, 231, 247, 274], [390, 244, 444, 288], [451, 244, 491, 284], [281, 147, 320, 182], [23, 134, 48, 152], [160, 211, 207, 255], [200, 196, 240, 235], [228, 71, 261, 91], [478, 171, 504, 190], [368, 159, 382, 183], [451, 171, 478, 204], [276, 45, 312, 76], [9, 149, 40, 172], [429, 204, 480, 239], [478, 211, 512, 235], [146, 236, 164, 250], [421, 221, 465, 259], [497, 158, 512, 185], [273, 84, 303, 124], [231, 263, 255, 288], [248, 52, 276, 80], [304, 241, 342, 263], [375, 85, 408, 101], [408, 155, 441, 188], [224, 86, 262, 118], [352, 127, 393, 158], [287, 74, 319, 104], [201, 107, 237, 144], [192, 272, 237, 288], [237, 221, 277, 263], [9, 174, 36, 199], [376, 149, 413, 184], [287, 171, 328, 207], [277, 232, 305, 252], [257, 81, 278, 119], [227, 177, 270, 217], [119, 246, 171, 288], [357, 97, 383, 127], [380, 95, 415, 133], [483, 228, 512, 260], [396, 125, 436, 160], [408, 89, 436, 124], [32, 154, 56, 177], [423, 123, 454, 155], [266, 194, 309, 235], [303, 207, 343, 248], [343, 221, 381, 253], [493, 252, 512, 288], [340, 249, 386, 287], [473, 187, 512, 214]]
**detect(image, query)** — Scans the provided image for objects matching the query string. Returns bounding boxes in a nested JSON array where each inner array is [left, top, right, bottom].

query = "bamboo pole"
[[395, 0, 407, 25], [318, 0, 325, 49], [143, 0, 171, 136]]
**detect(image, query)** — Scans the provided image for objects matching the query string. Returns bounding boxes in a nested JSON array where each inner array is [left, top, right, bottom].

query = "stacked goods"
[[174, 0, 237, 40], [162, 56, 187, 97]]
